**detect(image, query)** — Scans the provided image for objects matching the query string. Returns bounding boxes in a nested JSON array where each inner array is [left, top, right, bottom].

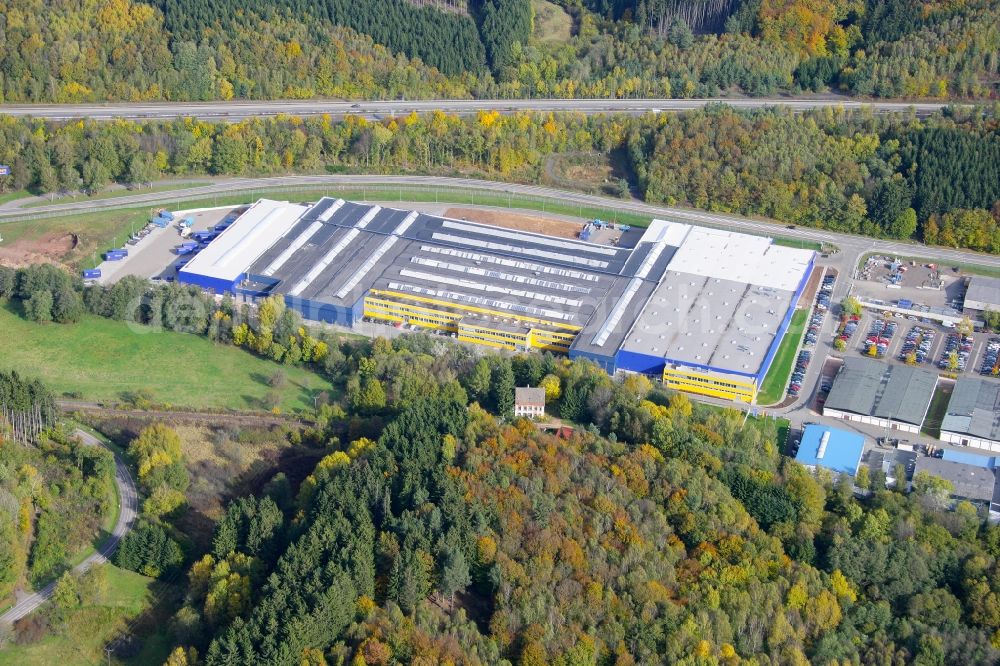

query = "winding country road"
[[0, 429, 138, 627], [0, 96, 963, 122]]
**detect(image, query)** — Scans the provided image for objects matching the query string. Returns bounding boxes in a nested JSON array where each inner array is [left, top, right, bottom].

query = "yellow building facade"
[[364, 289, 580, 353], [662, 366, 758, 403]]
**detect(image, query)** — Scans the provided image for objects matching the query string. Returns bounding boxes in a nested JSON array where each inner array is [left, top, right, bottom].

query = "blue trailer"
[[175, 259, 191, 270], [104, 252, 124, 261], [82, 269, 102, 279], [151, 217, 169, 228], [213, 222, 232, 232], [158, 210, 175, 221], [175, 245, 195, 255]]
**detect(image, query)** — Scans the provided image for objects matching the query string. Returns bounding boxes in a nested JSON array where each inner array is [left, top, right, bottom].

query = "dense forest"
[[150, 0, 489, 77], [2, 106, 1000, 253], [6, 266, 1000, 662], [80, 338, 1000, 662], [178, 382, 1000, 664], [0, 0, 998, 102]]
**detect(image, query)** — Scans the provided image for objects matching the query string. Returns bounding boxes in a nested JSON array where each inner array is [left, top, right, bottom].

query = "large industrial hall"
[[179, 196, 815, 403]]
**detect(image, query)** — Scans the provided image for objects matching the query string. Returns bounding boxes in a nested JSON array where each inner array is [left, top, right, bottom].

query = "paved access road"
[[0, 97, 960, 122], [4, 174, 998, 274], [2, 172, 997, 428], [0, 429, 137, 627]]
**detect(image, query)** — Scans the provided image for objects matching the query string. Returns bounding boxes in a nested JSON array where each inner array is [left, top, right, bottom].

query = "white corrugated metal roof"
[[666, 226, 813, 291], [640, 219, 691, 246], [182, 199, 308, 283]]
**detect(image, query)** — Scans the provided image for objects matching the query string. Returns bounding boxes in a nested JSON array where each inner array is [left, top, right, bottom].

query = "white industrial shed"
[[965, 276, 1000, 313], [941, 378, 1000, 452]]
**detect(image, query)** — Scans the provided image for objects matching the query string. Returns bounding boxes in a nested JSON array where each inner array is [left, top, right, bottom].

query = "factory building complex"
[[179, 197, 815, 403]]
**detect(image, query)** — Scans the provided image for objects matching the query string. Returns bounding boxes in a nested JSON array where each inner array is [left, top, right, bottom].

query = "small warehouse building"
[[940, 378, 1000, 452], [823, 357, 937, 434], [864, 447, 917, 488], [913, 456, 998, 509], [178, 199, 309, 293], [795, 425, 865, 476], [513, 387, 546, 418], [964, 276, 1000, 313]]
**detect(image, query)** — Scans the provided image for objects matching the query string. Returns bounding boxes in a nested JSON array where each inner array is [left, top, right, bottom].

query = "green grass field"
[[922, 384, 952, 438], [0, 565, 156, 666], [757, 309, 809, 405], [0, 305, 334, 412], [22, 182, 211, 209], [773, 237, 824, 251], [0, 205, 153, 269], [0, 190, 31, 206]]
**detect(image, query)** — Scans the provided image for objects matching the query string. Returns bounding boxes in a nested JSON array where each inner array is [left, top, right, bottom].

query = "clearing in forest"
[[532, 0, 573, 43]]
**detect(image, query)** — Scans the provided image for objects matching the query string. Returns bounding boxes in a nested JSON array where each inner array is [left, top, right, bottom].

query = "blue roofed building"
[[941, 449, 998, 468], [795, 425, 865, 476]]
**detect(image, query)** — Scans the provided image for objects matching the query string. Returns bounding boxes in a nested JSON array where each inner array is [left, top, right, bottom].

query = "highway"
[[0, 97, 962, 121], [0, 429, 137, 627]]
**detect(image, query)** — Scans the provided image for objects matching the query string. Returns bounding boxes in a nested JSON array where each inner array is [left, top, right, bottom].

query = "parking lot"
[[855, 255, 967, 312], [837, 307, 997, 379], [93, 206, 239, 285]]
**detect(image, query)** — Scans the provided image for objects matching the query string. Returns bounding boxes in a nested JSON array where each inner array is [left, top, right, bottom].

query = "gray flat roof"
[[620, 272, 795, 376], [569, 241, 677, 358], [245, 198, 628, 329], [825, 357, 937, 426], [865, 448, 918, 478], [914, 457, 996, 503], [966, 276, 1000, 309], [942, 378, 1000, 442]]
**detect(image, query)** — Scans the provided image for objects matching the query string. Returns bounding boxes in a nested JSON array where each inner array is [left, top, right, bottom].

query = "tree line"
[[628, 104, 1000, 252], [5, 105, 999, 253], [0, 0, 997, 103], [0, 369, 58, 444]]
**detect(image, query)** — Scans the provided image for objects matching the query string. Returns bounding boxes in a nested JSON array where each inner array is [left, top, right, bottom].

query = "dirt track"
[[444, 207, 583, 239], [0, 232, 76, 268], [58, 400, 307, 428]]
